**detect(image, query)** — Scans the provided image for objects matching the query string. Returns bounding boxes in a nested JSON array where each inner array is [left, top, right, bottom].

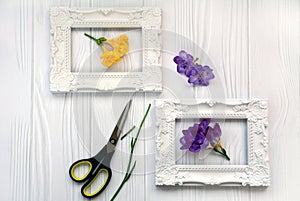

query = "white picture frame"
[[50, 7, 162, 92], [155, 99, 270, 186]]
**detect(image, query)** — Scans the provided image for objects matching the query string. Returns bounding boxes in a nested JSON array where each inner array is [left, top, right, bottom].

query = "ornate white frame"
[[50, 7, 162, 92], [155, 99, 270, 186]]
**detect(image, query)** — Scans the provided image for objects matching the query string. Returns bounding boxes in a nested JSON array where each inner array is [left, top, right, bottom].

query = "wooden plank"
[[29, 1, 93, 201], [249, 0, 300, 201], [0, 1, 34, 201]]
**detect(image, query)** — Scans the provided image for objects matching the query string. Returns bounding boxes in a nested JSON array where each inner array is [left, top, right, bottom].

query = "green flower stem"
[[84, 33, 97, 41], [213, 147, 230, 161], [110, 104, 151, 201], [121, 126, 136, 140], [84, 33, 107, 46], [220, 147, 230, 161]]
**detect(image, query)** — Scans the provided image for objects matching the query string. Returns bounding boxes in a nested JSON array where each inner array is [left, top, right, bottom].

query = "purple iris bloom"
[[180, 119, 211, 151], [188, 65, 215, 86], [185, 62, 198, 77], [189, 132, 209, 152], [173, 50, 196, 76], [179, 124, 199, 150], [179, 119, 229, 160], [180, 119, 214, 152], [197, 118, 211, 134], [189, 119, 210, 152], [206, 123, 222, 147]]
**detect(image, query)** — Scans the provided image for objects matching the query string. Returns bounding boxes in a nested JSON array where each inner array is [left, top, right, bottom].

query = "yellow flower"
[[100, 34, 129, 67], [100, 50, 121, 67]]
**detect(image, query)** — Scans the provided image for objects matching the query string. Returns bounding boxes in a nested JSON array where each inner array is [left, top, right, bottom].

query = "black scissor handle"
[[81, 164, 112, 198], [69, 158, 98, 182]]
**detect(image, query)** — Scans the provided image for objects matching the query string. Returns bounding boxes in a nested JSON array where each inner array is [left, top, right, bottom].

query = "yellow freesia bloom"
[[100, 34, 129, 67]]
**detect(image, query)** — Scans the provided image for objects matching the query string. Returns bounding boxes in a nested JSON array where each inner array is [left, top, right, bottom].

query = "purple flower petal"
[[179, 50, 190, 59], [174, 50, 197, 76], [186, 119, 211, 152], [179, 124, 200, 150], [180, 136, 189, 149], [206, 123, 222, 146], [179, 119, 223, 154], [173, 56, 182, 64], [189, 136, 209, 152], [173, 50, 215, 86], [188, 75, 198, 83], [184, 63, 197, 77], [182, 130, 189, 135], [198, 119, 211, 133], [189, 143, 201, 152], [187, 65, 215, 86], [177, 65, 186, 74], [202, 66, 215, 79], [186, 54, 194, 62]]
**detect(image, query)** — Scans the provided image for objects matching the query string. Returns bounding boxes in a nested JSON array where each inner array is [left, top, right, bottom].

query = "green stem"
[[213, 147, 230, 161], [84, 33, 97, 42], [221, 147, 230, 161], [125, 148, 134, 174], [121, 126, 136, 140], [84, 33, 107, 46], [131, 104, 151, 150], [126, 161, 137, 180], [110, 104, 151, 201], [110, 178, 127, 201]]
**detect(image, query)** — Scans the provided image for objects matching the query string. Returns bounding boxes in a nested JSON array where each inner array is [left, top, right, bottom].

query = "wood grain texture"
[[1, 0, 299, 201], [249, 0, 300, 201], [0, 1, 34, 201]]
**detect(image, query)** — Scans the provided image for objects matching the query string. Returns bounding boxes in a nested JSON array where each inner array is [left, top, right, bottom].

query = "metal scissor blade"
[[108, 99, 132, 146]]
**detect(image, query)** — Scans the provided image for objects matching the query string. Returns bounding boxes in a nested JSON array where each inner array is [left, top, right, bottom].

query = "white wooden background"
[[0, 0, 299, 201]]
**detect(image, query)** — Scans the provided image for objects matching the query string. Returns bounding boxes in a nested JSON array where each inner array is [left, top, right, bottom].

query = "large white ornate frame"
[[155, 99, 270, 186], [50, 7, 162, 92]]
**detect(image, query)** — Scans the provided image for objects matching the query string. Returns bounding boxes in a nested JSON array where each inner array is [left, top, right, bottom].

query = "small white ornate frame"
[[155, 99, 270, 186], [50, 7, 162, 92]]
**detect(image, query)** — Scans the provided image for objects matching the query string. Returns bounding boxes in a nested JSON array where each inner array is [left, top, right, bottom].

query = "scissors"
[[69, 99, 132, 198]]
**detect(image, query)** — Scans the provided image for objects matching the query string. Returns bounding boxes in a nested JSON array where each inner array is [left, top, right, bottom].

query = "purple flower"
[[188, 65, 215, 86], [206, 123, 222, 147], [179, 119, 229, 160], [189, 132, 209, 152], [174, 50, 215, 86], [173, 50, 195, 76], [198, 118, 211, 134], [184, 62, 198, 77], [189, 119, 211, 152], [179, 124, 199, 150]]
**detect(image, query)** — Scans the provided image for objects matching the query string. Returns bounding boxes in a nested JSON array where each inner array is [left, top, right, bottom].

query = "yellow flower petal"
[[99, 34, 129, 67]]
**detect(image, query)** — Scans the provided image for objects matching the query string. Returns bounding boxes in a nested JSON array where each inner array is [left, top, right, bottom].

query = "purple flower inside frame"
[[179, 119, 230, 160], [206, 123, 222, 147]]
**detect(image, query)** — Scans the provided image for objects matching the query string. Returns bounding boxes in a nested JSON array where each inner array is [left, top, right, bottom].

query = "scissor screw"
[[110, 139, 115, 144]]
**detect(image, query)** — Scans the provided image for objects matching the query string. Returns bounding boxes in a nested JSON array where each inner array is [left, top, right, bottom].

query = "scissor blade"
[[108, 99, 132, 146]]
